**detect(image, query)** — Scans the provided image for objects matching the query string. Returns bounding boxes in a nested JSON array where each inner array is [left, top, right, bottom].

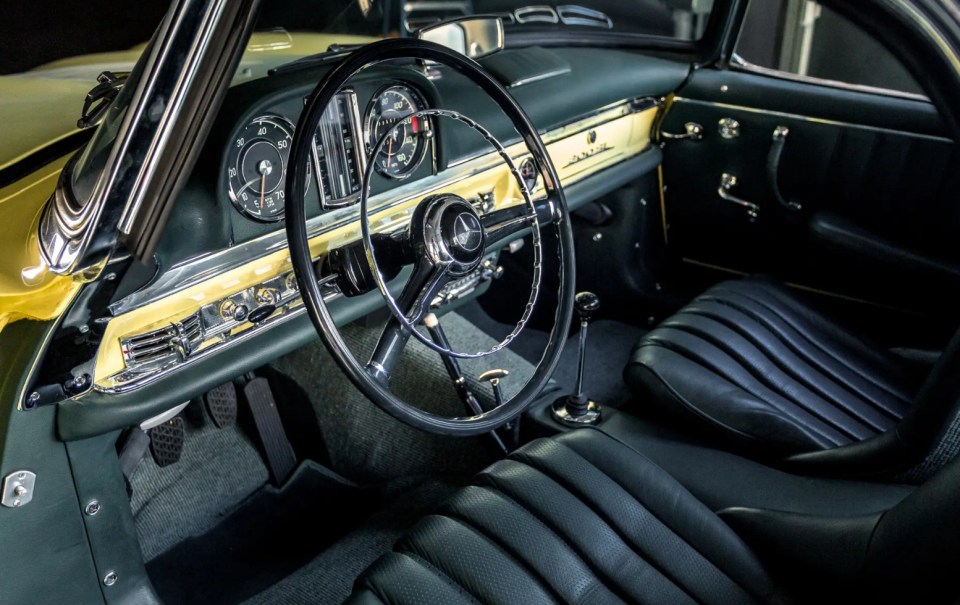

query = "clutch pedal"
[[149, 417, 185, 467]]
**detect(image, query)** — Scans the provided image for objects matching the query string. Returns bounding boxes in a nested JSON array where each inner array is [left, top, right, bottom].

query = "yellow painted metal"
[[93, 106, 657, 386], [0, 32, 379, 171], [0, 156, 82, 334]]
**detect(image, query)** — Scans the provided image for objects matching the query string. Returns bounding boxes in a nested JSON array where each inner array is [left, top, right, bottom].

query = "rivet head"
[[85, 500, 101, 516], [103, 571, 118, 586]]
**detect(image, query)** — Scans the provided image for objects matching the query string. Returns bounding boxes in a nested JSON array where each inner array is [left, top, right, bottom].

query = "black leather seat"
[[346, 428, 960, 604], [347, 429, 783, 605], [624, 278, 924, 456]]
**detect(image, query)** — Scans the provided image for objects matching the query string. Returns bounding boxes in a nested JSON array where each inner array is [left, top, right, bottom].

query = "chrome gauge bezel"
[[363, 82, 432, 180], [225, 114, 297, 223]]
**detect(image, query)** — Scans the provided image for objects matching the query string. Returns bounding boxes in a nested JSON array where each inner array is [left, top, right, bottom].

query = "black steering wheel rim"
[[285, 38, 575, 436]]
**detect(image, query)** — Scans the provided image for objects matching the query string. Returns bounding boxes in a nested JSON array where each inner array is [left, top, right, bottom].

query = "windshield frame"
[[40, 0, 264, 275]]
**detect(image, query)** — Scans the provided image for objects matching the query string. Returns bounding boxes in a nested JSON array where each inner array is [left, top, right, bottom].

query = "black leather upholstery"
[[624, 278, 922, 455], [347, 429, 781, 605]]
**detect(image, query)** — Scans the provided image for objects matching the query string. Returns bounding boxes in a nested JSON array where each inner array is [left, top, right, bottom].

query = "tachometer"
[[364, 84, 431, 179], [226, 115, 295, 222]]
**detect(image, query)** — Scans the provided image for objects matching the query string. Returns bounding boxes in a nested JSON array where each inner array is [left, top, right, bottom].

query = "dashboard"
[[225, 82, 434, 222], [79, 47, 688, 402]]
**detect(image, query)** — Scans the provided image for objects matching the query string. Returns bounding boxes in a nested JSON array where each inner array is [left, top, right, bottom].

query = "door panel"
[[660, 67, 958, 316]]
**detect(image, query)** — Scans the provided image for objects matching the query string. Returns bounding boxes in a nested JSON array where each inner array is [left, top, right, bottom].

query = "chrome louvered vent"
[[557, 5, 612, 29], [120, 312, 203, 372]]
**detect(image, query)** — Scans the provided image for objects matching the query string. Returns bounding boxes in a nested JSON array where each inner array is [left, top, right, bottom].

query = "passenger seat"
[[624, 278, 927, 457]]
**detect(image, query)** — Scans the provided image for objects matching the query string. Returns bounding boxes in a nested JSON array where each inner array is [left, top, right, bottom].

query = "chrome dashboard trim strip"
[[671, 97, 953, 143], [109, 97, 654, 316]]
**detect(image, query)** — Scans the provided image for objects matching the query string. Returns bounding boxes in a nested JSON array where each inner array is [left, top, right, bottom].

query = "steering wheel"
[[285, 38, 574, 436]]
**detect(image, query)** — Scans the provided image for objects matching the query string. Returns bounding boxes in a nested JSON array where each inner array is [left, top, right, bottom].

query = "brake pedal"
[[149, 417, 185, 467], [205, 382, 238, 428]]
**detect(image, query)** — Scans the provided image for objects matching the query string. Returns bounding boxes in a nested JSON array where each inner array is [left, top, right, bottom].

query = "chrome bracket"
[[661, 122, 703, 142], [718, 173, 759, 221], [2, 470, 36, 508]]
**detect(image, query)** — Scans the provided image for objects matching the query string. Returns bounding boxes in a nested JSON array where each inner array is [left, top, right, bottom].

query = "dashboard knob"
[[255, 287, 280, 306], [219, 299, 248, 322]]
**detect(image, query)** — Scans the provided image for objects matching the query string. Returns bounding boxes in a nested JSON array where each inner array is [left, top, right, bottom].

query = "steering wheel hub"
[[414, 194, 486, 276]]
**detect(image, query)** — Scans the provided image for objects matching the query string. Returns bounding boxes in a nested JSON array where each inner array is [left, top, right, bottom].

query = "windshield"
[[254, 0, 715, 41]]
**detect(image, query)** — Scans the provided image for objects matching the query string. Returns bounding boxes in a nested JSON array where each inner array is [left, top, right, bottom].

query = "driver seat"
[[345, 429, 960, 604]]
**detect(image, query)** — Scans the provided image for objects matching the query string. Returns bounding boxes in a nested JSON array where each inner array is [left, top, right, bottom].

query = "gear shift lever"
[[551, 292, 602, 426]]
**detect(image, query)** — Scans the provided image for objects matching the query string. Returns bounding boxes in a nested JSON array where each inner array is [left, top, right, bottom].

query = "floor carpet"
[[458, 301, 646, 407]]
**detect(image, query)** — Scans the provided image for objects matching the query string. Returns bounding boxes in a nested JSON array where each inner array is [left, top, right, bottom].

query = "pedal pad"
[[149, 417, 185, 467], [243, 377, 296, 485], [205, 382, 238, 428]]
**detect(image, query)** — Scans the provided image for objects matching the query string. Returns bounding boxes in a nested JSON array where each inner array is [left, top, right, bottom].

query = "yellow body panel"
[[0, 32, 379, 171], [93, 106, 657, 387], [0, 156, 82, 333]]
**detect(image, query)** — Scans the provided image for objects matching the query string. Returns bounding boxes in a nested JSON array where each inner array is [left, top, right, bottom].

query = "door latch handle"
[[718, 173, 759, 221], [768, 126, 803, 212], [661, 122, 703, 142]]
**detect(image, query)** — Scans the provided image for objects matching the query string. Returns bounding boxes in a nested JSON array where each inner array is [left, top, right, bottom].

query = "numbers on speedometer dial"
[[364, 84, 431, 179], [226, 115, 296, 222]]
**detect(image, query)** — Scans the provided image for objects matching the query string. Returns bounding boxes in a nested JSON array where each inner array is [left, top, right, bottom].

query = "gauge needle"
[[387, 135, 394, 161], [259, 173, 266, 209]]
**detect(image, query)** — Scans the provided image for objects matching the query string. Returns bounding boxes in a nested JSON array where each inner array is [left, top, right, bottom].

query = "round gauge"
[[226, 115, 295, 222], [365, 84, 430, 179]]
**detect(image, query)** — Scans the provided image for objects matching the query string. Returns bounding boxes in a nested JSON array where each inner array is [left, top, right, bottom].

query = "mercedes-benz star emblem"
[[453, 212, 483, 252]]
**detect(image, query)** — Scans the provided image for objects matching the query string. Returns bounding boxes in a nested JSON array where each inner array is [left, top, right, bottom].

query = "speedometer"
[[226, 115, 295, 222], [364, 84, 430, 179]]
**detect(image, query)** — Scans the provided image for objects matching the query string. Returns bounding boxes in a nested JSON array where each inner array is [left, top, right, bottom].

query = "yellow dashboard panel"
[[93, 102, 658, 390]]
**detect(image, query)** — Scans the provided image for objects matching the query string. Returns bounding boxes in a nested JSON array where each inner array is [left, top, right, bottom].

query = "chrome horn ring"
[[360, 108, 543, 359]]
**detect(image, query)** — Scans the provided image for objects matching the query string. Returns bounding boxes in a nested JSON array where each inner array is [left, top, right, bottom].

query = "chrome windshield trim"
[[109, 97, 655, 316], [41, 0, 243, 275], [671, 96, 953, 143]]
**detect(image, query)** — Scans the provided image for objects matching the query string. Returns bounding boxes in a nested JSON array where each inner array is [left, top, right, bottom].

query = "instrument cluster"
[[224, 82, 433, 222]]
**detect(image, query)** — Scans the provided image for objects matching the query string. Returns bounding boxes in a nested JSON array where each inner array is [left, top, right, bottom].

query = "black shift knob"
[[575, 291, 600, 321]]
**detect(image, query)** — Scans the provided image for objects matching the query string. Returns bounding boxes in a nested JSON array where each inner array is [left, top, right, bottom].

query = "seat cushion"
[[346, 429, 782, 605], [624, 278, 920, 455]]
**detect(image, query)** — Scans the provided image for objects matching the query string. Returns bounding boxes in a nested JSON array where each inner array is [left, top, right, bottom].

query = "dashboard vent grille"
[[121, 312, 203, 370]]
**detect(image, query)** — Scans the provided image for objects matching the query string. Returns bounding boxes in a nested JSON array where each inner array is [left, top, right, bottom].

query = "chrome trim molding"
[[729, 53, 931, 103], [509, 66, 572, 88], [672, 97, 953, 143], [97, 276, 341, 394]]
